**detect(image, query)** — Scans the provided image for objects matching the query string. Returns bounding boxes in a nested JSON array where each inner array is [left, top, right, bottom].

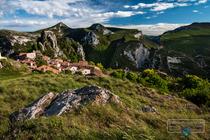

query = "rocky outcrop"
[[10, 86, 120, 122], [10, 92, 56, 122], [141, 105, 157, 113], [77, 43, 85, 61], [38, 31, 60, 57], [82, 32, 99, 47], [166, 56, 182, 72], [89, 24, 113, 35], [123, 43, 150, 69], [134, 31, 143, 39], [10, 36, 32, 46]]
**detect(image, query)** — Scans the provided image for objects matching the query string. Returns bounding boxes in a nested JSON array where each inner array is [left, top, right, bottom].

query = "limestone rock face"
[[39, 30, 60, 57], [10, 86, 120, 122], [82, 32, 99, 47], [123, 43, 150, 69], [77, 43, 85, 61]]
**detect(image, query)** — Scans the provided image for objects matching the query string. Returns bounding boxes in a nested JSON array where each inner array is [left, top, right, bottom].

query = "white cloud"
[[124, 0, 207, 12], [0, 11, 3, 17], [0, 0, 208, 32], [193, 10, 199, 12], [125, 2, 190, 11], [197, 0, 208, 4], [107, 23, 188, 35], [0, 0, 147, 31]]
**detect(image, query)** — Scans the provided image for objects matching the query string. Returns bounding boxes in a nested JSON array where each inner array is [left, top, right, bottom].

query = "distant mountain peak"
[[54, 22, 69, 28], [89, 23, 105, 31]]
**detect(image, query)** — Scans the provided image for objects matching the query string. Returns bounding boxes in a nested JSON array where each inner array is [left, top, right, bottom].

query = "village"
[[13, 51, 103, 76]]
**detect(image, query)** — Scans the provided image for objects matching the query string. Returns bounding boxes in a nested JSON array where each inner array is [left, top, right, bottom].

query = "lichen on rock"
[[10, 86, 120, 122]]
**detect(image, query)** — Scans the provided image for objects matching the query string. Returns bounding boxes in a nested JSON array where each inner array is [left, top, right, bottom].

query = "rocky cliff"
[[38, 30, 61, 57]]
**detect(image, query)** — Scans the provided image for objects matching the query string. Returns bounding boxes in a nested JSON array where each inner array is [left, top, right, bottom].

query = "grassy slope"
[[159, 23, 210, 78], [0, 72, 209, 139], [160, 23, 210, 56]]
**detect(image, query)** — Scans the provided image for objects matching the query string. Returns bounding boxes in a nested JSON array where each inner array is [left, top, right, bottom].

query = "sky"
[[0, 0, 210, 35]]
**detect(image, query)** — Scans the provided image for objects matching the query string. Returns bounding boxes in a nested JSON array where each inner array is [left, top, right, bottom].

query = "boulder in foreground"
[[10, 85, 120, 122]]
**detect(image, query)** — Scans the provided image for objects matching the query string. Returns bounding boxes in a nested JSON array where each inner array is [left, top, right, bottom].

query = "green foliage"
[[13, 42, 36, 53], [178, 75, 210, 106], [126, 72, 138, 82], [180, 75, 204, 89], [96, 63, 104, 70], [111, 70, 126, 79], [0, 59, 29, 80], [142, 69, 169, 92], [59, 38, 81, 62], [35, 56, 47, 67]]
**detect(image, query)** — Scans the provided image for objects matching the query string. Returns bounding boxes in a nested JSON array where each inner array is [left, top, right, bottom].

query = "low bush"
[[126, 72, 138, 82], [141, 69, 169, 92], [178, 75, 210, 106], [111, 70, 126, 79]]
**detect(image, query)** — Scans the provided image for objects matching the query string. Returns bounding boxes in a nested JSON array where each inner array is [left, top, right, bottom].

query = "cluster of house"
[[16, 51, 103, 76]]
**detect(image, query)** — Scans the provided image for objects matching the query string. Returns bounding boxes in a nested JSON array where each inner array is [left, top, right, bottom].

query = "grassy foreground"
[[0, 72, 209, 140]]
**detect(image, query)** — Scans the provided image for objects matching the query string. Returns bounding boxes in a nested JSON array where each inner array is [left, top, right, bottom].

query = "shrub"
[[178, 75, 210, 106], [126, 72, 138, 82], [111, 70, 126, 79], [142, 69, 168, 92], [180, 75, 204, 89], [142, 69, 156, 77], [180, 88, 210, 106], [96, 63, 104, 70]]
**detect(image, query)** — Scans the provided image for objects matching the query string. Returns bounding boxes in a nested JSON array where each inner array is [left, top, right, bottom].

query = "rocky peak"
[[10, 85, 120, 122], [89, 23, 105, 31], [56, 22, 68, 27], [89, 23, 113, 35]]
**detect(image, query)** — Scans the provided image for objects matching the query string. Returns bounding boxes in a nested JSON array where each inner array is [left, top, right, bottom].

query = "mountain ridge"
[[1, 22, 210, 78]]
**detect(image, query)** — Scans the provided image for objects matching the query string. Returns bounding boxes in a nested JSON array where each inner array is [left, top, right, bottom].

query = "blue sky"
[[0, 0, 209, 35]]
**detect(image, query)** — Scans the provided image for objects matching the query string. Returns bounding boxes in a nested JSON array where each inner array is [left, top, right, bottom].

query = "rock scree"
[[10, 85, 120, 122]]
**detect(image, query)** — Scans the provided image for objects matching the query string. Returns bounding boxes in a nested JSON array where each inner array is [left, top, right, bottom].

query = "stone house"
[[48, 59, 64, 69], [65, 61, 103, 76]]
